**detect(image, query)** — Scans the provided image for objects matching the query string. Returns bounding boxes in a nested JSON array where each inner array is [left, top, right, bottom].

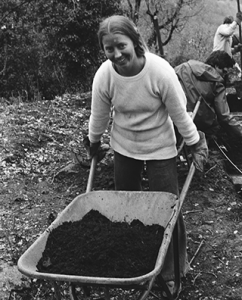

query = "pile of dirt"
[[37, 209, 165, 278]]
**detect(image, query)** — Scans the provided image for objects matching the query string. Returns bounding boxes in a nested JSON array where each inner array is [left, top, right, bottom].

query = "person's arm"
[[88, 66, 112, 144], [213, 83, 232, 123], [84, 64, 112, 160], [160, 65, 208, 171], [218, 13, 242, 37], [218, 22, 237, 37], [160, 67, 199, 146]]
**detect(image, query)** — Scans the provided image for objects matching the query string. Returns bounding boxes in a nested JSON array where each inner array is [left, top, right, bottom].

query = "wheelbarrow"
[[17, 163, 196, 300], [17, 102, 201, 300]]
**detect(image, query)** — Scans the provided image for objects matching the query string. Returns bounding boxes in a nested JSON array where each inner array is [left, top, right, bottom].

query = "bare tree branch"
[[145, 0, 202, 56], [126, 0, 134, 18], [125, 0, 142, 24]]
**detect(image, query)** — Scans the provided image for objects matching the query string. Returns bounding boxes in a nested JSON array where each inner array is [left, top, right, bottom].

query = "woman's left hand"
[[189, 131, 209, 172]]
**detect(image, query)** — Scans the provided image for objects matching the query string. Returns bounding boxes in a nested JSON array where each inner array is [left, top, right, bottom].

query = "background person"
[[84, 15, 208, 296], [213, 14, 242, 57], [213, 14, 242, 76], [175, 50, 242, 142]]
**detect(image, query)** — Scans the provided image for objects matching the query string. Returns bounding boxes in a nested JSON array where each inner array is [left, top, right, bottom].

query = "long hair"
[[97, 15, 149, 57], [205, 50, 235, 69]]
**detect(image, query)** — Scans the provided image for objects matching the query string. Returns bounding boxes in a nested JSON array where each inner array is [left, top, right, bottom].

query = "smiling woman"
[[83, 14, 208, 298]]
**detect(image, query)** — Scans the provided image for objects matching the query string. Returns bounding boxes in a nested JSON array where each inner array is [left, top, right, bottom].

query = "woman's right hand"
[[83, 136, 101, 159], [83, 136, 109, 162]]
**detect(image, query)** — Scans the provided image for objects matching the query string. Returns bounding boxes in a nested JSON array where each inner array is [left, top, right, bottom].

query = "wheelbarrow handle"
[[86, 156, 98, 193], [178, 162, 196, 210]]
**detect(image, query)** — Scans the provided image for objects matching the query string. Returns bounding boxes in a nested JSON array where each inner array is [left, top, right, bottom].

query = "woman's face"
[[102, 33, 139, 76]]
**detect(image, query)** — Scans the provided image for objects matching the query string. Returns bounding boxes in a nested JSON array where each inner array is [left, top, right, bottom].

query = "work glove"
[[236, 12, 242, 24], [189, 131, 209, 172], [83, 136, 108, 162]]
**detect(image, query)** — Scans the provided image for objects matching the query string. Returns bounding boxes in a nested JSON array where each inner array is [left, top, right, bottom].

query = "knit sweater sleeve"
[[154, 58, 199, 146], [88, 62, 112, 143], [218, 22, 237, 37]]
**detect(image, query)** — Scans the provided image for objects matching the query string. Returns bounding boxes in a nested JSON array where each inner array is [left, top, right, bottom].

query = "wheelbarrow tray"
[[18, 190, 179, 286]]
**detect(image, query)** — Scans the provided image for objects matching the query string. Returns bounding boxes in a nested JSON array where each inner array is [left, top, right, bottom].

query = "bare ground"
[[1, 96, 242, 300]]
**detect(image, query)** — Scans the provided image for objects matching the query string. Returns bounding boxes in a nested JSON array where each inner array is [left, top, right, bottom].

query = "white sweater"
[[89, 52, 199, 160], [213, 21, 237, 56]]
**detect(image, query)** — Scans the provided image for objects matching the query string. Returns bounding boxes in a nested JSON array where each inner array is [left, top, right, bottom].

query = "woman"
[[85, 15, 208, 296]]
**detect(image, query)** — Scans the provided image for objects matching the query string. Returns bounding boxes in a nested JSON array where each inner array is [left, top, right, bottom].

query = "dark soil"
[[37, 209, 164, 278]]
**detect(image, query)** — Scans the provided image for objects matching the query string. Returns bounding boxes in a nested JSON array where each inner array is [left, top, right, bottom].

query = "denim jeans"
[[114, 151, 187, 281]]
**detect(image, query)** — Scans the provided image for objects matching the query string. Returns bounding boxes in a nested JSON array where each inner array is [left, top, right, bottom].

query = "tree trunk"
[[153, 15, 165, 58]]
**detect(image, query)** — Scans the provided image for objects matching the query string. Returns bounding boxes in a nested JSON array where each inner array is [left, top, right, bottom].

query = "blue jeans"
[[114, 151, 187, 281]]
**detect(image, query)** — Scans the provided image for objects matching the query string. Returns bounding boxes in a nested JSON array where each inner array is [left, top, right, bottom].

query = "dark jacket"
[[175, 60, 242, 138]]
